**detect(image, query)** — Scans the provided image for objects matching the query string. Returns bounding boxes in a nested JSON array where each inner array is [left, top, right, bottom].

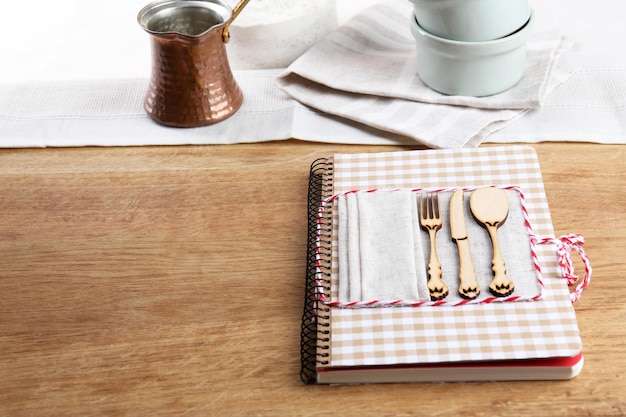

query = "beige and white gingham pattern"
[[323, 146, 582, 367]]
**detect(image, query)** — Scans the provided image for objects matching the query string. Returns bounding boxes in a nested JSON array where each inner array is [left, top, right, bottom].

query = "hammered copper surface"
[[140, 1, 244, 128]]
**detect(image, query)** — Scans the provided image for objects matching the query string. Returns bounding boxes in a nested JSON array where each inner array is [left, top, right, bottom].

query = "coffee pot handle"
[[222, 0, 253, 43]]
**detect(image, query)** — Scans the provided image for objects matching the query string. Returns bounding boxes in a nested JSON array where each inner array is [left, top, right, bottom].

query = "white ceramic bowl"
[[408, 0, 530, 42], [227, 0, 337, 69], [410, 11, 534, 97]]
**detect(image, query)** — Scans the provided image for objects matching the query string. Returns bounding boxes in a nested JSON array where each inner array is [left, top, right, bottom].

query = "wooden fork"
[[419, 193, 449, 301]]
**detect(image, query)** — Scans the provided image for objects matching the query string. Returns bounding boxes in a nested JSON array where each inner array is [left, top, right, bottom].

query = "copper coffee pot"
[[138, 0, 251, 127]]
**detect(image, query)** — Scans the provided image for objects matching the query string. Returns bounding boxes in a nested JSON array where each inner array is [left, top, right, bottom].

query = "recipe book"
[[300, 146, 586, 385]]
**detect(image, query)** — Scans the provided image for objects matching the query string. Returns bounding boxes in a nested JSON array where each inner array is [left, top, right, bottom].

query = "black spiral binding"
[[300, 158, 334, 385]]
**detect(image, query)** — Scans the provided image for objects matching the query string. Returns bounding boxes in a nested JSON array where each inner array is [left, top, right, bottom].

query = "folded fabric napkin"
[[277, 0, 572, 148], [337, 190, 426, 302]]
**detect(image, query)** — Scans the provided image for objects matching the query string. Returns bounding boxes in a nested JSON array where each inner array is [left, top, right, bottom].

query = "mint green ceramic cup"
[[410, 10, 534, 97], [408, 0, 530, 42]]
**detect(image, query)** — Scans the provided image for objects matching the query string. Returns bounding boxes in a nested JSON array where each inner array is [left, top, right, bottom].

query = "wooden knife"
[[449, 189, 480, 299]]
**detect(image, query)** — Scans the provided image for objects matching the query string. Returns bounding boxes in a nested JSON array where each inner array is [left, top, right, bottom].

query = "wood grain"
[[469, 187, 515, 297], [450, 189, 480, 299], [0, 142, 624, 417]]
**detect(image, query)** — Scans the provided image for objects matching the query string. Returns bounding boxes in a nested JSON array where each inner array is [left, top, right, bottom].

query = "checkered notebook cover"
[[303, 146, 583, 384]]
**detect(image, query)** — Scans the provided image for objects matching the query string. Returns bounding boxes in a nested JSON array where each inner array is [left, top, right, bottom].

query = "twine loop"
[[537, 233, 592, 303]]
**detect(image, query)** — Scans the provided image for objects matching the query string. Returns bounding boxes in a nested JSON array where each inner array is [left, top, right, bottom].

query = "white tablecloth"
[[0, 0, 624, 147]]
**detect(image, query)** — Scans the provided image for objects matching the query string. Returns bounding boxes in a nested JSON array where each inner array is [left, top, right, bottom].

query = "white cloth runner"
[[0, 73, 415, 148], [491, 68, 626, 144]]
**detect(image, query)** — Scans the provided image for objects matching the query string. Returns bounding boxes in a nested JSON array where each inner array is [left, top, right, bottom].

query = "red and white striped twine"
[[534, 233, 591, 304]]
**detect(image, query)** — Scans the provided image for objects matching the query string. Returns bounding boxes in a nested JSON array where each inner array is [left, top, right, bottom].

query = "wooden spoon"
[[469, 187, 515, 297]]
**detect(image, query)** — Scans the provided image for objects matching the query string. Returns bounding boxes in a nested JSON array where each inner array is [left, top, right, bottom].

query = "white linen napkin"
[[277, 0, 572, 148], [337, 190, 426, 302], [0, 72, 415, 148]]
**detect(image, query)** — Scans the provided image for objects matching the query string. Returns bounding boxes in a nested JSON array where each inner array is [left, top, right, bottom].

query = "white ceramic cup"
[[408, 0, 530, 42], [410, 11, 534, 97]]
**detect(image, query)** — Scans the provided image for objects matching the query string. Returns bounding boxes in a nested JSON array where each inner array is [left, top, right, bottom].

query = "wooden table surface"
[[0, 141, 624, 416]]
